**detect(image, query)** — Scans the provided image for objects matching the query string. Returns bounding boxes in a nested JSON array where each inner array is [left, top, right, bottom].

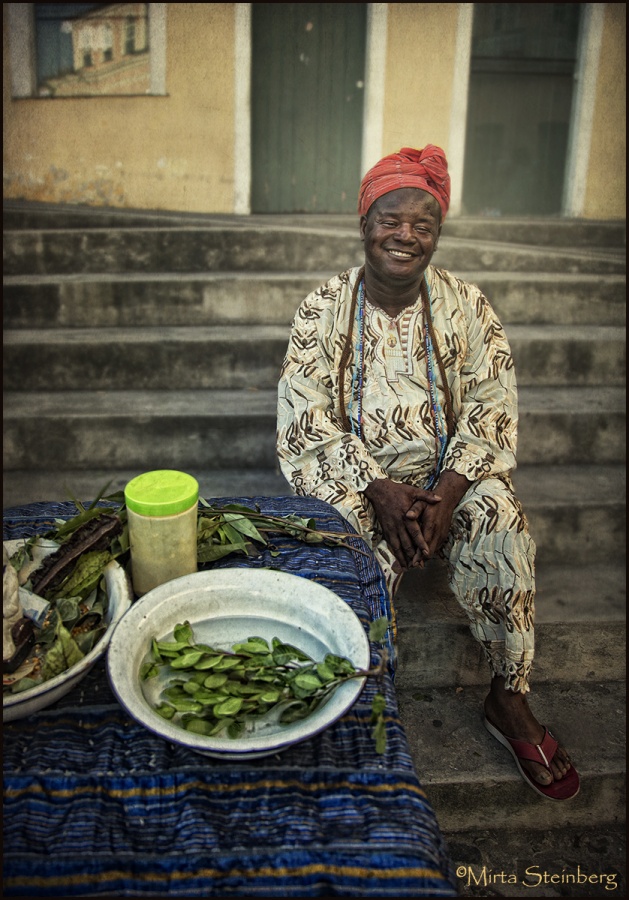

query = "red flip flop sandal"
[[484, 717, 580, 801]]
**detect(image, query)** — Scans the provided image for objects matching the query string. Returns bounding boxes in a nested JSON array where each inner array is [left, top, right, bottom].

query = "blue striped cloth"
[[3, 497, 457, 897]]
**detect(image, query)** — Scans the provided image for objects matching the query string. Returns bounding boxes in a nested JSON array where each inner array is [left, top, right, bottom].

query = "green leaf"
[[197, 542, 248, 563], [194, 654, 225, 670], [369, 616, 390, 644], [155, 703, 176, 719], [52, 550, 112, 600], [214, 697, 243, 717], [156, 640, 191, 652], [74, 624, 105, 655], [185, 717, 214, 735], [170, 650, 205, 669], [168, 697, 204, 713], [40, 622, 84, 680], [208, 717, 233, 735], [10, 676, 42, 694], [141, 661, 160, 680], [56, 595, 82, 627], [372, 717, 387, 755], [214, 656, 243, 671], [272, 640, 313, 665], [316, 662, 336, 683], [222, 512, 267, 544], [218, 522, 248, 547], [370, 692, 387, 719], [292, 671, 323, 693], [51, 506, 117, 539], [370, 692, 387, 754], [231, 637, 270, 655], [324, 653, 356, 676], [151, 639, 163, 663], [173, 622, 194, 644], [259, 689, 281, 703], [197, 692, 230, 706], [162, 685, 188, 701], [37, 610, 60, 646], [202, 673, 229, 689], [227, 720, 245, 739]]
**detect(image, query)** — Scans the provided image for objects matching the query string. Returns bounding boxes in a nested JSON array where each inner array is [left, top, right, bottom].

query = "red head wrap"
[[357, 145, 451, 221]]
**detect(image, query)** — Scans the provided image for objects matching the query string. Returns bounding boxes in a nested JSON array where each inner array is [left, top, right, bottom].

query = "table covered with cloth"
[[3, 495, 457, 898]]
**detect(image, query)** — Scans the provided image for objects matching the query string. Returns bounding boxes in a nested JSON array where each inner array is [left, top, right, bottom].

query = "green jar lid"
[[124, 470, 199, 517]]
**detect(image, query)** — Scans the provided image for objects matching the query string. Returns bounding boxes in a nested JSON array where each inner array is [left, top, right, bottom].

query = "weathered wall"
[[382, 3, 459, 155], [2, 4, 236, 213], [3, 3, 626, 219], [583, 3, 626, 219]]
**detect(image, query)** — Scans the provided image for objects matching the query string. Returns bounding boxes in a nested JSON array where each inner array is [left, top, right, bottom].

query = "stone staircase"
[[3, 201, 626, 893]]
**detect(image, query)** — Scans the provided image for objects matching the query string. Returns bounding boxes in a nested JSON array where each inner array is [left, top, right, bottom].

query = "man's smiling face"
[[360, 188, 442, 285]]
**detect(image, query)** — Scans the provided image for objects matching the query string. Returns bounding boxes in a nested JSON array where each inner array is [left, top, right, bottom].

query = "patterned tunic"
[[277, 266, 536, 692]]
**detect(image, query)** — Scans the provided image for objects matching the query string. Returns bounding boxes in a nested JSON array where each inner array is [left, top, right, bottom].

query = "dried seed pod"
[[30, 514, 123, 599]]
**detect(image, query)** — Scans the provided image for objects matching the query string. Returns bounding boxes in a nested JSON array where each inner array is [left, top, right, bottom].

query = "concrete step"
[[395, 680, 625, 832], [394, 559, 625, 688], [3, 228, 625, 276], [3, 326, 290, 391], [515, 386, 625, 465], [396, 557, 626, 625], [4, 324, 625, 391], [3, 201, 626, 249], [3, 271, 626, 328], [2, 467, 292, 511], [505, 324, 625, 386], [512, 463, 626, 563], [3, 388, 625, 471], [2, 388, 279, 471]]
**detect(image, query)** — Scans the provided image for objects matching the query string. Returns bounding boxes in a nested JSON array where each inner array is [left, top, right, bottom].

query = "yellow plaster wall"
[[583, 3, 626, 220], [2, 4, 236, 212], [382, 3, 459, 155]]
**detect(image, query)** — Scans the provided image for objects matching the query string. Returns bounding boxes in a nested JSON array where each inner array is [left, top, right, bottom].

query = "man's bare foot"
[[484, 676, 572, 786]]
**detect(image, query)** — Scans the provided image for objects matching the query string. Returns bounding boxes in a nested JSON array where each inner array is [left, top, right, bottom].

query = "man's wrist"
[[434, 470, 471, 505], [363, 477, 390, 500]]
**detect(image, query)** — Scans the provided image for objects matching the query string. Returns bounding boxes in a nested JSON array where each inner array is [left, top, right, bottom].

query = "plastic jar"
[[124, 470, 199, 596]]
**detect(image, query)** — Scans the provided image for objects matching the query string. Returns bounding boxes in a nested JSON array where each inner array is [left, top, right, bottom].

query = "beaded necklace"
[[347, 278, 365, 438], [422, 275, 448, 489], [348, 273, 448, 488]]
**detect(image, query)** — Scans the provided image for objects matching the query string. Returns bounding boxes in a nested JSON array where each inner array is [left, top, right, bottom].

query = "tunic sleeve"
[[441, 279, 518, 482], [277, 282, 388, 497]]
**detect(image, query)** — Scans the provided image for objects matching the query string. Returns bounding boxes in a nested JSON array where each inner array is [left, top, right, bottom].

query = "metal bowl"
[[3, 557, 132, 722], [106, 568, 370, 759]]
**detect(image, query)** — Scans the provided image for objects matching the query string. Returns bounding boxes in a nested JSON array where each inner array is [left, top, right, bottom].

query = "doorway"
[[251, 3, 367, 213], [462, 3, 582, 216]]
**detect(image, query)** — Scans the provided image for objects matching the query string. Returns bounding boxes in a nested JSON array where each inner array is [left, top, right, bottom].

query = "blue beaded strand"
[[348, 278, 365, 439], [423, 275, 448, 489]]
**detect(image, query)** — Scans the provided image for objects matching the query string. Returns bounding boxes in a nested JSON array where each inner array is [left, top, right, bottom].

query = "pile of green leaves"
[[5, 498, 129, 695], [196, 499, 368, 563], [4, 490, 370, 697], [142, 619, 388, 753]]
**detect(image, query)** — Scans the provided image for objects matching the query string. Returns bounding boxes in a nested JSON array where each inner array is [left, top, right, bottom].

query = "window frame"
[[7, 2, 166, 98]]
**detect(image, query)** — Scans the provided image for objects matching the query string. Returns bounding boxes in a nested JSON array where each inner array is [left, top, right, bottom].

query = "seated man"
[[276, 145, 579, 801]]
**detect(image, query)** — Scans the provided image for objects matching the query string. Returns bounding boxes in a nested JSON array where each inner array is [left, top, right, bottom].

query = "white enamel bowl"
[[106, 568, 370, 759], [3, 551, 132, 722]]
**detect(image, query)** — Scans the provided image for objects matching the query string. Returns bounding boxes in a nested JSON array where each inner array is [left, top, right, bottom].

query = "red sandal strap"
[[504, 727, 558, 769]]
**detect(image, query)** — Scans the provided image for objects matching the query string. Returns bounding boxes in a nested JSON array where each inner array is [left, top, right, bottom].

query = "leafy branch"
[[142, 618, 389, 753], [197, 500, 370, 562]]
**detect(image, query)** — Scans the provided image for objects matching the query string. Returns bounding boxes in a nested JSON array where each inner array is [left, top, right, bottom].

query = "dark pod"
[[3, 618, 35, 674]]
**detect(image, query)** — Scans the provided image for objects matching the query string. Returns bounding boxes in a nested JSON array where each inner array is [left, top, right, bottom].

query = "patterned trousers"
[[311, 474, 536, 693]]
